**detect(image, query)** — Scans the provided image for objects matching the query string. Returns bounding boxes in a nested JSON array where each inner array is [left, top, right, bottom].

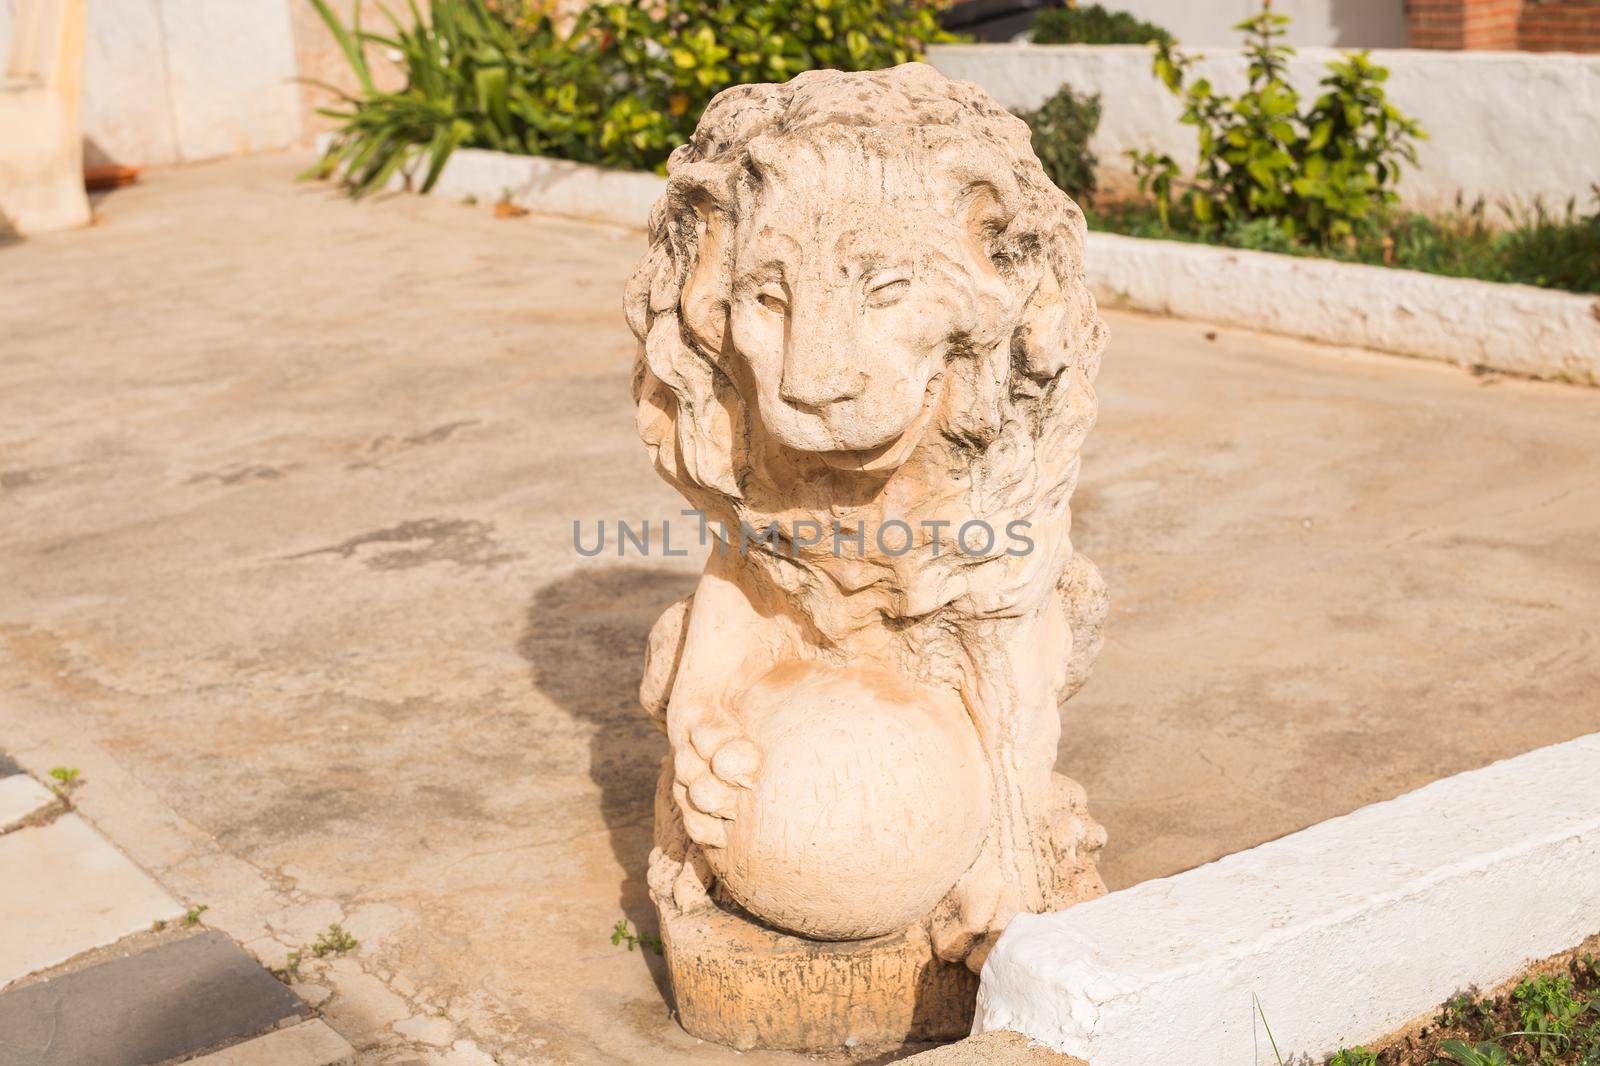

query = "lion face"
[[629, 65, 1107, 500], [723, 150, 1003, 457]]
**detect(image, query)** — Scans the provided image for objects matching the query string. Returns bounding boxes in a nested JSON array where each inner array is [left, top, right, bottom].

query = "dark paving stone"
[[0, 931, 307, 1066]]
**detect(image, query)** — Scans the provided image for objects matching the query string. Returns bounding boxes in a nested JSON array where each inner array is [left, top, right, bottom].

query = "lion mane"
[[625, 61, 1106, 507]]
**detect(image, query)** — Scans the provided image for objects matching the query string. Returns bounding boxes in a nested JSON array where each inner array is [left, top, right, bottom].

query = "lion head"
[[626, 63, 1106, 508]]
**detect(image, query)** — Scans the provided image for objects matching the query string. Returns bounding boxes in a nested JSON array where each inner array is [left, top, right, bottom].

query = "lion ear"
[[669, 177, 734, 359], [954, 179, 1013, 259]]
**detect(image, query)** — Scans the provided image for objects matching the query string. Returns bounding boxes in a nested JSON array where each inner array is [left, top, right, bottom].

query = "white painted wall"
[[0, 0, 301, 167], [929, 44, 1600, 216], [1111, 0, 1409, 48]]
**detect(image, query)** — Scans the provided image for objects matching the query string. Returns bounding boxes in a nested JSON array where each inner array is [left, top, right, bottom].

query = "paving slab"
[[0, 774, 56, 830], [0, 814, 185, 986], [0, 931, 309, 1066], [184, 1018, 354, 1066], [0, 155, 1597, 1063]]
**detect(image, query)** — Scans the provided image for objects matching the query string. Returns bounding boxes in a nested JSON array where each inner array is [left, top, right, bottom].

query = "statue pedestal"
[[657, 895, 977, 1053]]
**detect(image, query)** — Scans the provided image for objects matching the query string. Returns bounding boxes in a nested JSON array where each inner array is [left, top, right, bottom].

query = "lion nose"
[[780, 367, 865, 410], [780, 335, 866, 410]]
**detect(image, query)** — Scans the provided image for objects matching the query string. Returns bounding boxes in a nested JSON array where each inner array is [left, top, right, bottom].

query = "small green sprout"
[[610, 918, 663, 956]]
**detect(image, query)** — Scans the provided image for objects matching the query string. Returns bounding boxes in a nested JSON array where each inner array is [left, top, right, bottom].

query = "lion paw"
[[670, 713, 762, 850], [929, 849, 1025, 972]]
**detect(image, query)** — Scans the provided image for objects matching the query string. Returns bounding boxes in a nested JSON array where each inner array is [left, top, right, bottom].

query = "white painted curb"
[[326, 141, 1600, 383], [425, 147, 665, 230], [1085, 232, 1600, 385], [974, 732, 1600, 1064]]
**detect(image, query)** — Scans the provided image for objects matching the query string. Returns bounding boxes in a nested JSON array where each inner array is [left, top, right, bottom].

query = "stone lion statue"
[[626, 63, 1109, 975]]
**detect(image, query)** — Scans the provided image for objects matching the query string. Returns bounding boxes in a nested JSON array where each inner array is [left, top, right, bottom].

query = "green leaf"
[[306, 0, 375, 95], [475, 66, 510, 131]]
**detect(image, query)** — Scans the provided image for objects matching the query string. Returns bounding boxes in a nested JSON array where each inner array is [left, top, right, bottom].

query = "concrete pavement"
[[1, 153, 1598, 1064]]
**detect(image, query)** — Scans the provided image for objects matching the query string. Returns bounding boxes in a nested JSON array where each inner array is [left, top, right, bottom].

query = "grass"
[[1086, 192, 1600, 295]]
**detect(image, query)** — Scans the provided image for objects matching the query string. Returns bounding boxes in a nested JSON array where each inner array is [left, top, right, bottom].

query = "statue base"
[[656, 894, 977, 1053]]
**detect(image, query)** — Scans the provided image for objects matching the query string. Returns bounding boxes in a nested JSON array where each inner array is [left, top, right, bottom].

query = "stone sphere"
[[705, 662, 990, 941]]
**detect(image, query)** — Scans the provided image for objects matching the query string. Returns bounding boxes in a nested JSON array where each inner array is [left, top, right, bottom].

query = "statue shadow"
[[517, 564, 697, 1006]]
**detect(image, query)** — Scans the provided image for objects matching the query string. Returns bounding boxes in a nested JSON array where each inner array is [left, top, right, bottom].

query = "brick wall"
[[1406, 0, 1600, 50], [1519, 0, 1600, 51]]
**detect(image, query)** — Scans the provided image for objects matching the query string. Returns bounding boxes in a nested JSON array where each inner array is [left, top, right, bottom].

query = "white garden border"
[[974, 732, 1600, 1064], [366, 145, 1600, 383], [1089, 233, 1600, 384]]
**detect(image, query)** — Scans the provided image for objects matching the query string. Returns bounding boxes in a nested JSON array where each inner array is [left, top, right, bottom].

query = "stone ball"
[[706, 661, 990, 941]]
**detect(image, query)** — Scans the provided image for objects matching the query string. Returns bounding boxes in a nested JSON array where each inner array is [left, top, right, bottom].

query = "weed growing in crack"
[[47, 767, 81, 800], [310, 924, 358, 958], [610, 918, 663, 956], [183, 904, 208, 927]]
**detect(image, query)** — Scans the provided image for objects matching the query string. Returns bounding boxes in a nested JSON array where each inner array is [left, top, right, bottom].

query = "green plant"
[[1438, 989, 1498, 1040], [311, 924, 359, 957], [1328, 1047, 1378, 1066], [610, 918, 664, 956], [1031, 2, 1172, 45], [184, 904, 208, 927], [1497, 190, 1600, 293], [1434, 1039, 1510, 1066], [47, 766, 80, 797], [307, 0, 957, 193], [1016, 84, 1101, 202], [1131, 7, 1424, 246], [1511, 973, 1590, 1058]]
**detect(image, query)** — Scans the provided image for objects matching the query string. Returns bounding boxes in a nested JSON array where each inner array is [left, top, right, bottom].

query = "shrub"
[[1129, 9, 1425, 246], [306, 0, 956, 192], [1016, 85, 1101, 202], [1031, 3, 1172, 46]]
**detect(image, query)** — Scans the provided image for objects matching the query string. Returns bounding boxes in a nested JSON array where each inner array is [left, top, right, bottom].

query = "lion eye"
[[756, 291, 788, 315], [865, 277, 910, 308]]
